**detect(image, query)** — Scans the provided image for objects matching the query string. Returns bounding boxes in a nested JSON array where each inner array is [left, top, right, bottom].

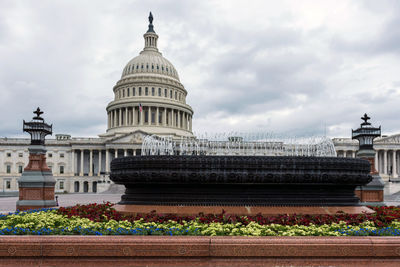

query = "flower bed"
[[1, 203, 400, 236]]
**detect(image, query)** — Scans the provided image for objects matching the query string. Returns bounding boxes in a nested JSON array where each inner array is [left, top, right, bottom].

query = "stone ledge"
[[115, 204, 375, 216], [1, 236, 400, 266]]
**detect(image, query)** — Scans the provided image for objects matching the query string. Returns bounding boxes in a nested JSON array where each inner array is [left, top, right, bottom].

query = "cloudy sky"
[[1, 0, 399, 138]]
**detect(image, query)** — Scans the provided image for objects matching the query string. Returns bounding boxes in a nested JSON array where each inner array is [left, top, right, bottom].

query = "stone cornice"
[[106, 98, 193, 114]]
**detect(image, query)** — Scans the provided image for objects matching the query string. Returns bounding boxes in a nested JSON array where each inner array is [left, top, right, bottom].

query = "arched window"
[[92, 182, 97, 193], [139, 87, 142, 96], [74, 181, 80, 192], [158, 88, 161, 96], [84, 181, 89, 193], [145, 87, 148, 95], [152, 87, 155, 96]]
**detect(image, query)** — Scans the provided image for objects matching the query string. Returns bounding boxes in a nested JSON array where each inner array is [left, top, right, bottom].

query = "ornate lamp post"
[[16, 108, 57, 211], [352, 114, 384, 203]]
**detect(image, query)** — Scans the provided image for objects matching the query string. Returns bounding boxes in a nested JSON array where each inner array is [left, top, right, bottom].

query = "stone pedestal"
[[355, 149, 385, 205], [16, 146, 56, 211]]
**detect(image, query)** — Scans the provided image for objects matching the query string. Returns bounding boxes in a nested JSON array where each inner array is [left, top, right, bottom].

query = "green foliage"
[[1, 210, 400, 236]]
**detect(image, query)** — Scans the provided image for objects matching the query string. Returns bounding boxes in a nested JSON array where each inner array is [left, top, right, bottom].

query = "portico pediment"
[[106, 130, 149, 144], [376, 134, 400, 144]]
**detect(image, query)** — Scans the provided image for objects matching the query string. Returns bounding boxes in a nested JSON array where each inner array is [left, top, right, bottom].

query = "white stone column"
[[375, 150, 379, 172], [352, 151, 355, 158], [132, 107, 135, 125], [98, 150, 102, 176], [189, 115, 192, 131], [133, 149, 136, 156], [80, 150, 84, 176], [71, 149, 75, 175], [156, 107, 159, 126], [113, 110, 116, 127], [115, 149, 118, 159], [384, 150, 388, 174], [178, 110, 181, 128], [105, 149, 109, 173], [89, 149, 93, 176], [125, 107, 128, 126], [118, 108, 122, 126], [124, 149, 127, 157], [148, 107, 151, 125], [393, 150, 397, 176], [163, 108, 167, 126]]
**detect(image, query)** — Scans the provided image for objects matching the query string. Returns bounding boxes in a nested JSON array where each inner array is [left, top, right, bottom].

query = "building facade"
[[333, 135, 400, 181]]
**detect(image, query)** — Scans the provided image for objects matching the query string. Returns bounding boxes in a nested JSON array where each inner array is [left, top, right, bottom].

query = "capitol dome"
[[122, 51, 180, 81], [103, 12, 194, 138]]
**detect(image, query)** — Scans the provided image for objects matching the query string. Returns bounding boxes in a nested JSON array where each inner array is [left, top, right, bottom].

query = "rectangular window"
[[49, 166, 53, 171], [6, 180, 11, 189], [6, 153, 11, 157], [158, 88, 161, 96], [6, 165, 11, 174], [18, 165, 23, 174], [139, 87, 142, 96], [145, 87, 148, 95], [164, 89, 167, 97], [152, 87, 155, 96], [18, 153, 23, 157], [48, 153, 52, 158], [60, 166, 64, 174], [60, 181, 64, 190], [60, 153, 64, 158]]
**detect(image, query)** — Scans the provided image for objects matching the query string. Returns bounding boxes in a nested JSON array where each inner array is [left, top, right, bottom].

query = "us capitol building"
[[1, 14, 399, 194]]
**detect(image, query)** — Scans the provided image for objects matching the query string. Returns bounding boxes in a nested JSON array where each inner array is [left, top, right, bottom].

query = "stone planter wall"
[[1, 236, 400, 266]]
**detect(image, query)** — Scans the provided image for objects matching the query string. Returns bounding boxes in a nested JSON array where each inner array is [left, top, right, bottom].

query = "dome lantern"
[[143, 12, 159, 52]]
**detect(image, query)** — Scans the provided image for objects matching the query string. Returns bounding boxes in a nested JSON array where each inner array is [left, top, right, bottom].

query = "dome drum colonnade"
[[105, 12, 193, 137]]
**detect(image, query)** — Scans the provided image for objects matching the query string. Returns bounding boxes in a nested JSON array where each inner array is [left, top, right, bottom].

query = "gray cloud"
[[0, 0, 399, 139]]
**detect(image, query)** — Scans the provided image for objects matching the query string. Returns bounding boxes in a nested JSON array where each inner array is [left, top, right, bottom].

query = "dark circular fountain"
[[110, 155, 372, 206]]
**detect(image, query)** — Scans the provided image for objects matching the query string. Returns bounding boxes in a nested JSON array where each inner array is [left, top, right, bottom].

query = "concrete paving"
[[1, 182, 400, 214]]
